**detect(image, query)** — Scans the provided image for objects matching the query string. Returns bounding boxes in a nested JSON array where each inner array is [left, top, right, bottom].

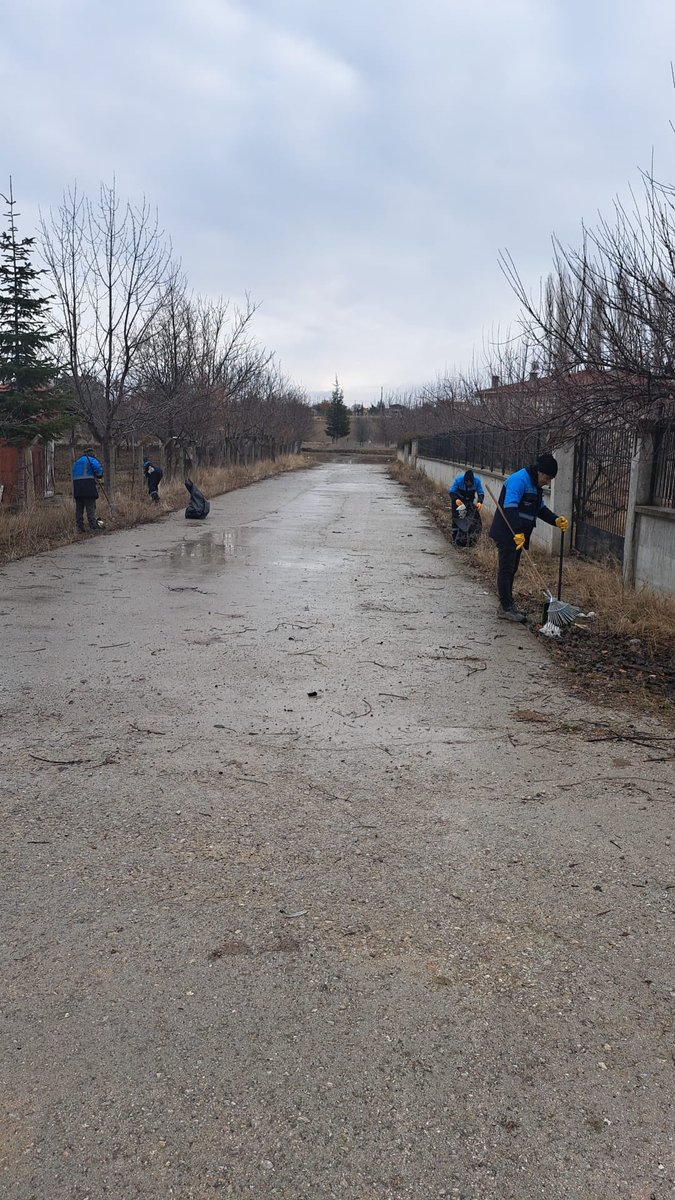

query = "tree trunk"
[[102, 437, 114, 492]]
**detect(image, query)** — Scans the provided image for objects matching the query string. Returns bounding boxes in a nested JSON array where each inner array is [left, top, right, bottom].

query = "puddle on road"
[[272, 558, 332, 571], [168, 530, 238, 569]]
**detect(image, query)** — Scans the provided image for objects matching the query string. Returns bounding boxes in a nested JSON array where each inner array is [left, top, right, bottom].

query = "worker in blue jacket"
[[489, 452, 569, 622], [449, 468, 484, 547], [72, 450, 104, 532], [143, 458, 164, 502], [449, 468, 485, 509]]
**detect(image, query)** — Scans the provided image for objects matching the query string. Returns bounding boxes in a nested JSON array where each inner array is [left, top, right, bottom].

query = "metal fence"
[[417, 428, 546, 474], [651, 420, 675, 508], [573, 427, 635, 562]]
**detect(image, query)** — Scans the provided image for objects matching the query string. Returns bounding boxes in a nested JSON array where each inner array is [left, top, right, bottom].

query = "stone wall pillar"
[[550, 441, 574, 558], [623, 431, 655, 587]]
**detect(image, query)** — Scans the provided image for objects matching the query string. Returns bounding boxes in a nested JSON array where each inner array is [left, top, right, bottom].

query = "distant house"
[[0, 383, 57, 505], [477, 367, 674, 428], [0, 439, 55, 506]]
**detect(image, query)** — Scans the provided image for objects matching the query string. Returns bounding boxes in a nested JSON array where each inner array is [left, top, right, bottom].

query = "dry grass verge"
[[0, 456, 311, 566], [390, 460, 675, 719]]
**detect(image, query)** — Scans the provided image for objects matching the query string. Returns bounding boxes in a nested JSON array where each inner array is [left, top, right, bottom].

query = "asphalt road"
[[1, 461, 673, 1199]]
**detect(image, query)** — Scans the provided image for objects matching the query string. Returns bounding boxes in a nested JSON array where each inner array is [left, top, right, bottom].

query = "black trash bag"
[[451, 506, 482, 548], [184, 478, 210, 520]]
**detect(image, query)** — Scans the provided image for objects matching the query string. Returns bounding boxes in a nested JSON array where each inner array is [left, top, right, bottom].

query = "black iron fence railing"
[[651, 420, 675, 509], [417, 429, 546, 474], [572, 426, 635, 563]]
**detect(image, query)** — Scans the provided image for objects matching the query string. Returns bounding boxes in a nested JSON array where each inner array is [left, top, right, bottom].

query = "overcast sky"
[[3, 0, 675, 406]]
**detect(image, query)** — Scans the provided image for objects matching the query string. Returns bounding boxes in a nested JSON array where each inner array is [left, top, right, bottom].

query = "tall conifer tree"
[[325, 375, 350, 441], [0, 180, 71, 444]]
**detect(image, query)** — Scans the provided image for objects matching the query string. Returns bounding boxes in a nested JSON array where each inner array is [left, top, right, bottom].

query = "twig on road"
[[166, 585, 212, 594], [29, 753, 86, 765], [268, 621, 319, 632], [29, 752, 117, 767], [534, 775, 669, 789], [332, 699, 373, 720], [361, 603, 421, 614]]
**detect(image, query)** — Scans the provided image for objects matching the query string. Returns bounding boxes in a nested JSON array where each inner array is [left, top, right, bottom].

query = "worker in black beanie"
[[489, 453, 569, 622]]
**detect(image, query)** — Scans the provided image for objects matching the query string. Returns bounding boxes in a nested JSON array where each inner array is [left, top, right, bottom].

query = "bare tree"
[[133, 283, 317, 471], [353, 415, 370, 444], [40, 180, 177, 484], [499, 166, 675, 434], [127, 275, 194, 476]]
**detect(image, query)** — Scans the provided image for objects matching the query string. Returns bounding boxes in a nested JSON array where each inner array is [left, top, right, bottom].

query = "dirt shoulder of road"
[[0, 454, 313, 567], [389, 460, 675, 724]]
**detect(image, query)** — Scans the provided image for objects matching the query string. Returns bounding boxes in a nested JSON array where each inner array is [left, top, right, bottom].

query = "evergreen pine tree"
[[0, 180, 72, 445], [324, 375, 350, 442]]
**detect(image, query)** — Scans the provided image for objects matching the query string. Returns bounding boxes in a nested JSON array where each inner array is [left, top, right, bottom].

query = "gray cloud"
[[3, 0, 675, 405]]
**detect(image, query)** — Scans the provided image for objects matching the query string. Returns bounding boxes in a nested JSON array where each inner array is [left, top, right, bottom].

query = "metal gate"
[[650, 419, 675, 508], [573, 427, 634, 562]]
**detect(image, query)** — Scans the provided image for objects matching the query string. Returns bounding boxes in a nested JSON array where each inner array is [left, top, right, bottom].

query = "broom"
[[482, 480, 593, 632]]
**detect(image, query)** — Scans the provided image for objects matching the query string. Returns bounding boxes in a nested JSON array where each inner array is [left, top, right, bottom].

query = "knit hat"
[[535, 452, 558, 478]]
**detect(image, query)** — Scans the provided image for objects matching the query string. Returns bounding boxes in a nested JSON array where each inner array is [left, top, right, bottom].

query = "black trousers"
[[147, 470, 162, 500], [497, 540, 522, 609], [75, 496, 98, 530]]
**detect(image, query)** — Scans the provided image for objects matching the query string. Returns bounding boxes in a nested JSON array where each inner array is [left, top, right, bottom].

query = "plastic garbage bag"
[[451, 506, 482, 548], [184, 478, 210, 520]]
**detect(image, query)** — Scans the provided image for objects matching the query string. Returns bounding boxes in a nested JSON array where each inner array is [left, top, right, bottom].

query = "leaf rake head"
[[539, 593, 596, 635]]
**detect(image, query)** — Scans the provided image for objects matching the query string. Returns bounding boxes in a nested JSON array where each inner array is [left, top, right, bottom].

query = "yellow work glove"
[[514, 532, 526, 551], [475, 501, 482, 510], [555, 515, 569, 532]]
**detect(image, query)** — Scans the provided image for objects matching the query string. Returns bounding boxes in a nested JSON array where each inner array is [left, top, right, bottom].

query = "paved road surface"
[[1, 462, 673, 1199]]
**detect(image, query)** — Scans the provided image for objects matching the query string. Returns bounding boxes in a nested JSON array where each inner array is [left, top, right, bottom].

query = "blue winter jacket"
[[489, 465, 557, 546], [449, 472, 485, 506], [72, 454, 103, 499]]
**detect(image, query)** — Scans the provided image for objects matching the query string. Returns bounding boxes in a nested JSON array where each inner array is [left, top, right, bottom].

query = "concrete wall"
[[634, 506, 675, 594]]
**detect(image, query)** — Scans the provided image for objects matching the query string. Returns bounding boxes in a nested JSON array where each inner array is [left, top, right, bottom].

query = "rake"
[[539, 530, 595, 637], [96, 479, 115, 517], [482, 480, 594, 633]]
